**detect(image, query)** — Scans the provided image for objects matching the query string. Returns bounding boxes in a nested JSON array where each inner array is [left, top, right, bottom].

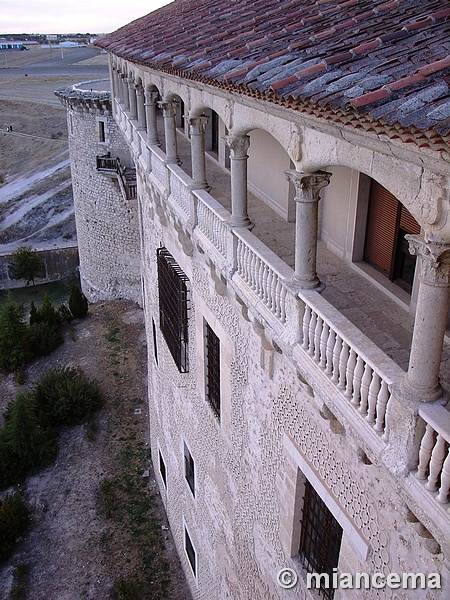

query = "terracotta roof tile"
[[96, 0, 450, 152]]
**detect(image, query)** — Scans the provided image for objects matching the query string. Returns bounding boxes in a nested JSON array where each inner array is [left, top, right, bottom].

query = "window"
[[205, 321, 220, 420], [158, 450, 166, 488], [184, 442, 195, 497], [157, 247, 189, 372], [98, 120, 106, 142], [299, 480, 343, 599], [184, 525, 197, 577]]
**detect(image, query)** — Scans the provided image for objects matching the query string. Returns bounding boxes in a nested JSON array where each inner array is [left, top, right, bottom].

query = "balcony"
[[114, 101, 450, 530]]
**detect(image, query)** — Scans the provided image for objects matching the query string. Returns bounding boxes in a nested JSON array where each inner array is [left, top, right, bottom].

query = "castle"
[[57, 1, 450, 598]]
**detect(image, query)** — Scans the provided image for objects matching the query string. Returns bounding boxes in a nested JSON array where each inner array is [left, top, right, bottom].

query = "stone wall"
[[0, 246, 79, 290], [56, 86, 142, 305]]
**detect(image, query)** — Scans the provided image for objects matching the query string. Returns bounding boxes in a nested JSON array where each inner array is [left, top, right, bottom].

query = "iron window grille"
[[184, 443, 195, 497], [205, 322, 220, 420], [184, 527, 196, 577], [157, 247, 189, 372], [299, 480, 343, 600]]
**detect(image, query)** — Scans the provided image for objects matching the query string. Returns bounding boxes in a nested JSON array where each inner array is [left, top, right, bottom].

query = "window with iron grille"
[[157, 247, 189, 372], [184, 526, 197, 577], [205, 321, 220, 420], [299, 480, 343, 600], [184, 443, 195, 497]]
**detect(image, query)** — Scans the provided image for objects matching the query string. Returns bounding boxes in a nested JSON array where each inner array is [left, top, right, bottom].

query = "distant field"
[[0, 45, 108, 69]]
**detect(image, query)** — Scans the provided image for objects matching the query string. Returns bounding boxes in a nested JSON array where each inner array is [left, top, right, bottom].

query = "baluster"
[[425, 434, 447, 491], [331, 335, 342, 384], [436, 447, 450, 504], [381, 393, 391, 443], [266, 269, 274, 312], [250, 252, 258, 290], [274, 277, 282, 319], [319, 321, 329, 369], [325, 328, 336, 376], [314, 316, 323, 363], [262, 264, 269, 305], [344, 348, 357, 398], [416, 424, 436, 480], [359, 363, 372, 415], [373, 380, 390, 433], [351, 355, 364, 407], [279, 285, 287, 323], [366, 371, 381, 425], [308, 311, 317, 356], [338, 341, 349, 389], [302, 305, 312, 351]]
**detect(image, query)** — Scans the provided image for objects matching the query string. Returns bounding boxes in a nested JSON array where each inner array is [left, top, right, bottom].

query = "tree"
[[0, 294, 29, 373], [8, 246, 44, 290], [69, 285, 89, 318]]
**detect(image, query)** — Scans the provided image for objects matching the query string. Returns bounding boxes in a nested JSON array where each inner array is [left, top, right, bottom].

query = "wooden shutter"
[[399, 205, 420, 235], [364, 181, 399, 276]]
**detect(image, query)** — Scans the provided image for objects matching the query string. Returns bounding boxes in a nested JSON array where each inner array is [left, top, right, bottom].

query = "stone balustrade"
[[416, 403, 450, 506]]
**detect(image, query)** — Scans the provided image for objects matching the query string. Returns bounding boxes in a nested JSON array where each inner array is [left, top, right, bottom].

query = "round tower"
[[55, 80, 141, 304]]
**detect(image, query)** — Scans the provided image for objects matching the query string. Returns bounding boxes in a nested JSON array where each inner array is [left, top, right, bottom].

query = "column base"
[[292, 275, 325, 292], [230, 217, 254, 231], [400, 375, 444, 404]]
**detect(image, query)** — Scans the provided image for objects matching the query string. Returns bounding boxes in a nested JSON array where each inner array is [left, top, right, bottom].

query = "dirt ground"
[[0, 300, 192, 600]]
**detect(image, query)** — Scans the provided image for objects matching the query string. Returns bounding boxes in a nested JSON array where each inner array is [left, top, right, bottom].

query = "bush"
[[27, 322, 63, 357], [58, 303, 74, 324], [29, 294, 61, 327], [0, 492, 30, 562], [0, 393, 56, 486], [69, 285, 88, 319], [33, 366, 102, 426], [0, 295, 29, 373]]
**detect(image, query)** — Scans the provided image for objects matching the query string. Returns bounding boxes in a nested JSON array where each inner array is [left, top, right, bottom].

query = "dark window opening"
[[184, 443, 195, 497], [299, 480, 343, 600], [211, 111, 219, 157], [157, 247, 189, 372], [158, 450, 166, 487], [152, 318, 158, 365], [185, 527, 196, 576], [205, 322, 220, 420], [99, 120, 105, 142]]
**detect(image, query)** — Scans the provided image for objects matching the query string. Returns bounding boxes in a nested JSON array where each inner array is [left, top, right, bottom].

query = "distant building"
[[0, 40, 27, 50]]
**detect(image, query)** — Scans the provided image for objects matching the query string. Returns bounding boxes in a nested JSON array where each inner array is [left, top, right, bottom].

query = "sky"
[[2, 0, 173, 35]]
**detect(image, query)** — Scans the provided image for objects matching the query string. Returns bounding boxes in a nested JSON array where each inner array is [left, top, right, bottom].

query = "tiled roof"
[[96, 0, 450, 153]]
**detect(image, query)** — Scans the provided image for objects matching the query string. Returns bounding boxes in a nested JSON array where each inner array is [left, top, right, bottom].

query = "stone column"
[[188, 116, 209, 190], [401, 236, 450, 402], [225, 134, 253, 229], [285, 170, 332, 289], [145, 91, 160, 145], [128, 79, 137, 119], [136, 85, 146, 130], [122, 75, 130, 110], [160, 101, 181, 164]]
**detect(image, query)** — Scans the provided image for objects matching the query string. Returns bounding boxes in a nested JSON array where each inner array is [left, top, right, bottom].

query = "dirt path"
[[0, 300, 192, 600]]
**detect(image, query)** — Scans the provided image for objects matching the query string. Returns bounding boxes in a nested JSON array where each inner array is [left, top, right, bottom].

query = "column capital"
[[406, 235, 450, 287], [225, 134, 250, 158], [159, 101, 177, 118], [285, 170, 332, 203], [188, 115, 209, 135], [144, 90, 159, 105]]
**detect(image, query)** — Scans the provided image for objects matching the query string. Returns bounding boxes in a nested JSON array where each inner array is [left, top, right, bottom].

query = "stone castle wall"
[[56, 85, 141, 305]]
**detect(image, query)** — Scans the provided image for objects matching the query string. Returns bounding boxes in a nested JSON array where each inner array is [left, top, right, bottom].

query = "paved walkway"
[[174, 129, 450, 391]]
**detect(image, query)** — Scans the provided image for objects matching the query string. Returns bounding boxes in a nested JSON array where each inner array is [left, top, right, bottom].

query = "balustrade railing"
[[297, 289, 404, 439], [195, 190, 229, 259], [416, 404, 450, 505], [234, 228, 291, 324], [168, 166, 191, 216]]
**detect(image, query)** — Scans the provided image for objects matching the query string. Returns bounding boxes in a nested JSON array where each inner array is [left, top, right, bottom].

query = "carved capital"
[[159, 101, 177, 118], [144, 90, 159, 105], [406, 235, 450, 287], [285, 170, 332, 203], [224, 134, 250, 158], [188, 115, 209, 135]]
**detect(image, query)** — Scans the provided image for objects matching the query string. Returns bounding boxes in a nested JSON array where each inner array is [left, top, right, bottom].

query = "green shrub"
[[0, 393, 56, 486], [0, 295, 29, 373], [58, 303, 74, 324], [68, 285, 88, 319], [0, 492, 30, 562], [33, 366, 102, 426], [27, 322, 63, 357], [30, 294, 61, 327]]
